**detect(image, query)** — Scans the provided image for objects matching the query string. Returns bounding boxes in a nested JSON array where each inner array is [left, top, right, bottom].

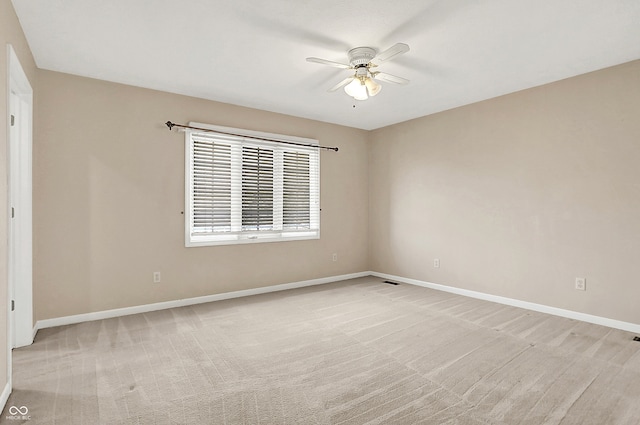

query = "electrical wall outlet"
[[434, 259, 440, 268], [153, 272, 161, 283], [332, 253, 338, 262], [575, 277, 586, 291]]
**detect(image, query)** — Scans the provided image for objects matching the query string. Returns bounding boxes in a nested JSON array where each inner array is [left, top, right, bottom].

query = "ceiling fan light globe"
[[344, 78, 362, 96], [345, 78, 368, 100], [353, 91, 368, 101], [364, 77, 382, 96]]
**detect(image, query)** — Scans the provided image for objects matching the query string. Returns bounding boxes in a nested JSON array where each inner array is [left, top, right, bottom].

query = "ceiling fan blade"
[[372, 72, 409, 85], [328, 76, 355, 92], [372, 43, 410, 64], [306, 57, 351, 69]]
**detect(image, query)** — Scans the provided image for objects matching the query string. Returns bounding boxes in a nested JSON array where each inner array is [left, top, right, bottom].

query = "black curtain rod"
[[165, 121, 338, 152]]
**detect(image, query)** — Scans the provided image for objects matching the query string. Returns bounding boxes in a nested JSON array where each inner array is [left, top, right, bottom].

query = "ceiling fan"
[[306, 43, 410, 101]]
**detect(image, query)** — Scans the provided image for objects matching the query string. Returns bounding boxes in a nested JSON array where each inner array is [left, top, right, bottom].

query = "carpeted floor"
[[2, 276, 640, 424]]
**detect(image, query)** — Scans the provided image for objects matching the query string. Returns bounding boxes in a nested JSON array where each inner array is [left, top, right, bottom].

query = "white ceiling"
[[12, 0, 640, 130]]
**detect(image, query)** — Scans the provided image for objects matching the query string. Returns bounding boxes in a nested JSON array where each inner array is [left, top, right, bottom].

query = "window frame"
[[185, 122, 320, 247]]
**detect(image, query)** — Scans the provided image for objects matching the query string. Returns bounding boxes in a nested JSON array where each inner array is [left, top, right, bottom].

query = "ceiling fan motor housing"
[[348, 47, 377, 66]]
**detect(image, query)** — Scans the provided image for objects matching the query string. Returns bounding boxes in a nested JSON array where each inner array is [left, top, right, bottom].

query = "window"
[[185, 122, 320, 246]]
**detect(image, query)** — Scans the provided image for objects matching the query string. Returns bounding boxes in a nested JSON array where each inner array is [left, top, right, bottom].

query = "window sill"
[[186, 232, 320, 247]]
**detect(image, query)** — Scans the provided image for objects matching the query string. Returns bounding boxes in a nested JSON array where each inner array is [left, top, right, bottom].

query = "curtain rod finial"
[[165, 121, 175, 131]]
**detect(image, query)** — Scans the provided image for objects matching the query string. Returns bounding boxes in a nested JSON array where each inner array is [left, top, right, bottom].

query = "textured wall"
[[369, 60, 640, 325]]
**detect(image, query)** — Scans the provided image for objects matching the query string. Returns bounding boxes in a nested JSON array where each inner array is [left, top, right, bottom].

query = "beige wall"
[[369, 60, 640, 325], [34, 70, 369, 320], [1, 0, 37, 396]]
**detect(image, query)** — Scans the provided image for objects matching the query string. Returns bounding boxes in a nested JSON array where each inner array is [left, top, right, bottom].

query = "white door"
[[8, 45, 34, 350]]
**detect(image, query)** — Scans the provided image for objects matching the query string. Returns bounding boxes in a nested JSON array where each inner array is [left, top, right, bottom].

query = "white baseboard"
[[34, 270, 640, 335], [0, 381, 11, 415], [370, 271, 640, 334], [35, 271, 370, 331]]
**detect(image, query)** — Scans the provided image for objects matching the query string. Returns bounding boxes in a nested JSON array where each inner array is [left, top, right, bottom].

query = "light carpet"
[[2, 276, 640, 424]]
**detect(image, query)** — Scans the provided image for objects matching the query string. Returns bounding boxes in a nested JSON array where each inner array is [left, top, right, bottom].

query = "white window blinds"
[[192, 137, 232, 234], [186, 123, 320, 246], [242, 146, 274, 231], [283, 151, 312, 229]]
